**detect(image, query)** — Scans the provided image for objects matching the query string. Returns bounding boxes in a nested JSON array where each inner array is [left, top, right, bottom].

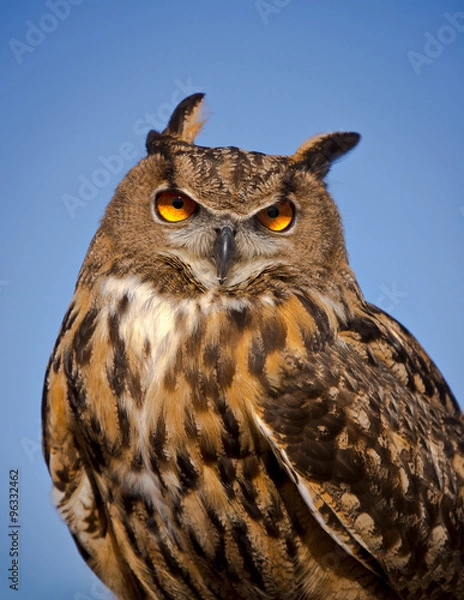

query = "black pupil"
[[172, 197, 184, 209], [267, 206, 279, 219]]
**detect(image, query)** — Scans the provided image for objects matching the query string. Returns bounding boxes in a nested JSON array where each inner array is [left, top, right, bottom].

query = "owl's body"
[[43, 95, 464, 599]]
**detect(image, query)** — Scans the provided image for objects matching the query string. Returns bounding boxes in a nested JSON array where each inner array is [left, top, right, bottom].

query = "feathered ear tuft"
[[292, 132, 360, 179], [146, 93, 207, 154]]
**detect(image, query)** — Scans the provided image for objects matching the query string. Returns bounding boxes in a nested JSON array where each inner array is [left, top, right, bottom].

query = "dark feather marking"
[[213, 535, 228, 572], [216, 397, 245, 458], [203, 343, 218, 368], [117, 293, 129, 316], [83, 508, 101, 535], [296, 294, 332, 347], [260, 314, 287, 354], [107, 313, 128, 397], [63, 351, 87, 414], [204, 510, 241, 582], [263, 448, 288, 488], [216, 353, 236, 388], [53, 466, 72, 492], [435, 377, 454, 408], [185, 369, 209, 410], [242, 455, 260, 481], [50, 300, 77, 366], [238, 478, 263, 521], [231, 521, 266, 590], [130, 451, 144, 471], [143, 554, 177, 600], [227, 305, 251, 331], [347, 316, 383, 343], [248, 337, 266, 376], [176, 451, 199, 491], [206, 506, 225, 533], [241, 497, 263, 522], [216, 398, 240, 437], [218, 457, 236, 498], [331, 447, 365, 484], [146, 514, 159, 534], [151, 417, 167, 459], [172, 494, 183, 526], [83, 430, 107, 472], [157, 536, 206, 600], [73, 306, 99, 365], [285, 536, 298, 559], [116, 403, 131, 448], [148, 453, 165, 489], [61, 300, 78, 331], [163, 368, 177, 392], [121, 491, 139, 517], [127, 370, 143, 407], [122, 519, 144, 561], [198, 435, 218, 464], [187, 528, 209, 561], [365, 346, 380, 367], [263, 496, 284, 538], [89, 414, 102, 437]]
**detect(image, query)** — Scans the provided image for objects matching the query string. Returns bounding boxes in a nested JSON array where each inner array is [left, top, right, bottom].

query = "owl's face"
[[91, 95, 360, 300]]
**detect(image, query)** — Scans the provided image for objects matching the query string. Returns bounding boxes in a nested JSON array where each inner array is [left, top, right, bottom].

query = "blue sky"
[[1, 1, 463, 598]]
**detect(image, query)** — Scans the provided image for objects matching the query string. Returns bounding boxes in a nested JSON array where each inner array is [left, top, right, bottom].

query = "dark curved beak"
[[214, 226, 236, 284]]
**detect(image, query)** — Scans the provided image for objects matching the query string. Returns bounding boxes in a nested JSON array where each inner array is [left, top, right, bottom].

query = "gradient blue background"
[[1, 1, 463, 598]]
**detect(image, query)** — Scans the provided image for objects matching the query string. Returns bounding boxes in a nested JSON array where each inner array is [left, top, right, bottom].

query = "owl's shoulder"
[[338, 302, 460, 417]]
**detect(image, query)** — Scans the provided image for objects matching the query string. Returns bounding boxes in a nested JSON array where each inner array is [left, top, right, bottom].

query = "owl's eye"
[[256, 201, 294, 232], [155, 191, 197, 222]]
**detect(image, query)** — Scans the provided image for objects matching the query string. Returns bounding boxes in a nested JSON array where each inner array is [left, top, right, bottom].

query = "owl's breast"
[[95, 273, 332, 483], [98, 274, 281, 487], [85, 275, 359, 598], [53, 275, 392, 598]]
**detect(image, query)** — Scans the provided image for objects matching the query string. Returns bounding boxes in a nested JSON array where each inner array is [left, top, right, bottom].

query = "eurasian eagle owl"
[[42, 93, 464, 599]]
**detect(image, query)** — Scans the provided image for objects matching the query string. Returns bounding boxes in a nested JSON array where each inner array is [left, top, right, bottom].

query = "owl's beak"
[[214, 226, 236, 284]]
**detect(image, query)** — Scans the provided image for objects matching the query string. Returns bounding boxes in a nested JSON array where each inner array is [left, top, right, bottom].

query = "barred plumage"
[[42, 94, 464, 599]]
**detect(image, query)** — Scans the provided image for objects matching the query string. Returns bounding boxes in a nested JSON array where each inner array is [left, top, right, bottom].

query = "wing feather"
[[254, 295, 464, 597]]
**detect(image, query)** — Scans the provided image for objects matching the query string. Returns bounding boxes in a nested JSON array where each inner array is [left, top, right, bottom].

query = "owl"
[[42, 93, 464, 600]]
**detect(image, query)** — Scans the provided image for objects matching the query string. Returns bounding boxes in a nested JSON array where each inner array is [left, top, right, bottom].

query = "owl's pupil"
[[267, 206, 279, 219], [173, 197, 184, 209]]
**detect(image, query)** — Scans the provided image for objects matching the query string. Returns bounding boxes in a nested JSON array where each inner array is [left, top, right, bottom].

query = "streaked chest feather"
[[77, 275, 335, 595], [94, 275, 290, 448], [71, 274, 341, 467]]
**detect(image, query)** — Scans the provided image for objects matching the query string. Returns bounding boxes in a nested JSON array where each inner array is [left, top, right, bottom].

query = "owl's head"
[[89, 94, 360, 301]]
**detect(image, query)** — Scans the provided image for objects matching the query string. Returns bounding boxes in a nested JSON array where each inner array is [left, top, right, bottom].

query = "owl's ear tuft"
[[292, 132, 360, 179], [164, 93, 206, 142], [145, 94, 206, 154], [146, 94, 206, 154], [146, 129, 164, 154]]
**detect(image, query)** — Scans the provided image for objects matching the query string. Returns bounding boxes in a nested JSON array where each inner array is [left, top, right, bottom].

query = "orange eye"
[[155, 191, 197, 223], [256, 201, 294, 232]]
